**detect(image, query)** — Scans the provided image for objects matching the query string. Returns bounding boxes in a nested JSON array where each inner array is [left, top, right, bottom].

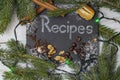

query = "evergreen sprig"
[[16, 0, 36, 20], [99, 25, 120, 46], [82, 43, 120, 80], [52, 0, 120, 12], [48, 3, 85, 17], [98, 0, 120, 12], [0, 0, 36, 34], [0, 39, 56, 80], [0, 0, 15, 34], [53, 0, 97, 4], [48, 7, 78, 17]]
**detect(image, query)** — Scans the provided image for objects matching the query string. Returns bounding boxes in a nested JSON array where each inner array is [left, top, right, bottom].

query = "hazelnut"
[[54, 56, 61, 61], [65, 52, 70, 57], [59, 51, 65, 55], [69, 47, 74, 51], [76, 36, 81, 42], [93, 38, 97, 43], [47, 44, 53, 49], [68, 56, 73, 61], [72, 42, 77, 47], [76, 49, 81, 53]]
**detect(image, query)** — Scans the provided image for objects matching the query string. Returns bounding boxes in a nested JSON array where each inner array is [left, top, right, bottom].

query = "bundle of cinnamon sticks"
[[32, 0, 58, 14]]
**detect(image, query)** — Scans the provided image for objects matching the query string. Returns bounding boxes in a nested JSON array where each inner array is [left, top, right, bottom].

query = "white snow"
[[0, 62, 10, 80]]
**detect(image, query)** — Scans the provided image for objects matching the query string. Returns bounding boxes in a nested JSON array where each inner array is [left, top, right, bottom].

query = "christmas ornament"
[[76, 5, 95, 20]]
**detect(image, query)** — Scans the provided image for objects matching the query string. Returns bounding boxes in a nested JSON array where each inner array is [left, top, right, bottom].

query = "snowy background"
[[0, 8, 120, 80]]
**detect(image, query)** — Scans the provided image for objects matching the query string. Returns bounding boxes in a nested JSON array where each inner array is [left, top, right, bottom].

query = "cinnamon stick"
[[36, 7, 45, 13], [32, 0, 57, 11], [36, 0, 53, 13], [48, 0, 53, 4]]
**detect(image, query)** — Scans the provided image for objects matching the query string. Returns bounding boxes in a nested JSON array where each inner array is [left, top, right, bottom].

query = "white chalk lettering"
[[40, 15, 93, 40], [69, 25, 77, 39], [67, 21, 70, 33], [41, 15, 51, 32], [59, 25, 66, 33], [86, 25, 93, 34], [51, 25, 59, 33], [78, 25, 85, 34]]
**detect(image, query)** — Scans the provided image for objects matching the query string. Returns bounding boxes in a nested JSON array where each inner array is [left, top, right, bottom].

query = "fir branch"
[[48, 3, 85, 17], [114, 66, 120, 80], [16, 0, 36, 20], [0, 39, 56, 80], [0, 0, 15, 33], [7, 39, 26, 54], [53, 0, 81, 4], [99, 25, 120, 46], [98, 0, 120, 12], [82, 43, 119, 80], [53, 0, 94, 4], [2, 53, 56, 79], [48, 8, 78, 17], [104, 43, 117, 80], [102, 0, 120, 9], [47, 74, 63, 80], [97, 44, 109, 80]]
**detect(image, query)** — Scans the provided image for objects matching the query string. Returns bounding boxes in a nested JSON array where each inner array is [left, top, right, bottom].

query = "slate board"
[[26, 3, 99, 63]]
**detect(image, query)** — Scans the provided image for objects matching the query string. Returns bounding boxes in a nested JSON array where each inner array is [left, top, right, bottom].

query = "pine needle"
[[0, 39, 56, 80], [0, 0, 15, 33], [16, 0, 36, 20], [99, 25, 120, 46], [82, 43, 119, 80]]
